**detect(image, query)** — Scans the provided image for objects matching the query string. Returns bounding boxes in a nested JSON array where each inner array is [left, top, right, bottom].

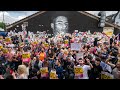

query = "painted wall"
[[7, 11, 120, 35]]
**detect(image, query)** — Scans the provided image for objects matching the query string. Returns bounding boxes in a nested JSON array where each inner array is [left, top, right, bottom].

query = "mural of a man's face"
[[51, 16, 68, 36]]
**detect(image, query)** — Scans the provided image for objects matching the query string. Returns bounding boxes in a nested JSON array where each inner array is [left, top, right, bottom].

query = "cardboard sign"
[[76, 52, 84, 60], [40, 67, 48, 77], [101, 71, 114, 79], [74, 66, 84, 76], [50, 70, 57, 79], [71, 43, 81, 51], [22, 53, 30, 59]]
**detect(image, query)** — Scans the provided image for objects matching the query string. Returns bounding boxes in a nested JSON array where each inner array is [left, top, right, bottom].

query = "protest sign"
[[22, 53, 30, 59], [0, 36, 3, 40], [40, 67, 48, 78], [5, 37, 11, 43], [2, 48, 8, 54], [101, 71, 114, 79], [71, 43, 81, 51], [76, 52, 84, 60], [0, 45, 3, 50], [64, 40, 69, 44], [50, 70, 57, 79], [103, 27, 114, 37], [74, 66, 84, 76]]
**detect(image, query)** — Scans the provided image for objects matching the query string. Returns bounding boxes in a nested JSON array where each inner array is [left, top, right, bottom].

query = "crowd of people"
[[0, 30, 120, 79]]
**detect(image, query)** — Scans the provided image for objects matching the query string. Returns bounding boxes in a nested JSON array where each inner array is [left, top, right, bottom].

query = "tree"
[[0, 22, 5, 29]]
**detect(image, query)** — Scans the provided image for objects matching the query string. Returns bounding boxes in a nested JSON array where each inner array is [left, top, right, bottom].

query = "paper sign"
[[44, 43, 49, 47], [103, 27, 114, 37], [76, 52, 84, 60], [5, 37, 11, 42], [2, 48, 8, 54], [22, 53, 30, 59], [0, 36, 3, 40], [74, 66, 84, 76], [50, 70, 57, 79], [0, 45, 3, 49], [101, 71, 114, 79], [40, 67, 48, 77], [64, 40, 69, 44], [71, 43, 81, 51]]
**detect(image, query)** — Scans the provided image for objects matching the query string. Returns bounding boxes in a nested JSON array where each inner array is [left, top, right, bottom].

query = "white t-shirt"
[[77, 65, 91, 79]]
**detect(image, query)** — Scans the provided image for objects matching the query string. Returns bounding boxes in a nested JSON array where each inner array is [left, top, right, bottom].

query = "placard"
[[22, 53, 30, 59], [74, 66, 84, 76], [40, 67, 48, 77], [5, 37, 11, 42], [71, 43, 81, 51], [103, 27, 114, 37], [0, 45, 3, 49], [50, 70, 57, 79], [101, 71, 114, 79]]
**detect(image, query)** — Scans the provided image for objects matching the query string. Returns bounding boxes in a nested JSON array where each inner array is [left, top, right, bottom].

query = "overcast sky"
[[0, 11, 118, 24]]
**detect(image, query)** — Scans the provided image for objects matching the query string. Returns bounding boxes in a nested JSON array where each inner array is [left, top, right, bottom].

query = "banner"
[[40, 67, 48, 78], [22, 53, 30, 59], [50, 70, 57, 79], [71, 43, 81, 51], [101, 71, 114, 79], [74, 66, 84, 77], [103, 27, 114, 37]]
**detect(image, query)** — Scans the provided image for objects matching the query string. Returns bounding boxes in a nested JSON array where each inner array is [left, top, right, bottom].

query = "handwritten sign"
[[101, 71, 114, 79], [71, 43, 81, 51], [22, 53, 30, 59], [74, 66, 84, 76], [50, 70, 57, 79], [40, 67, 48, 77]]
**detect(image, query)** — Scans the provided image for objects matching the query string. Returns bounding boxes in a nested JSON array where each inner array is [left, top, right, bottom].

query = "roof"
[[6, 11, 120, 30]]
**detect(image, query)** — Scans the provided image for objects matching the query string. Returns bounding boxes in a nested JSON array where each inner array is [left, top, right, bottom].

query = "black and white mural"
[[51, 16, 68, 36]]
